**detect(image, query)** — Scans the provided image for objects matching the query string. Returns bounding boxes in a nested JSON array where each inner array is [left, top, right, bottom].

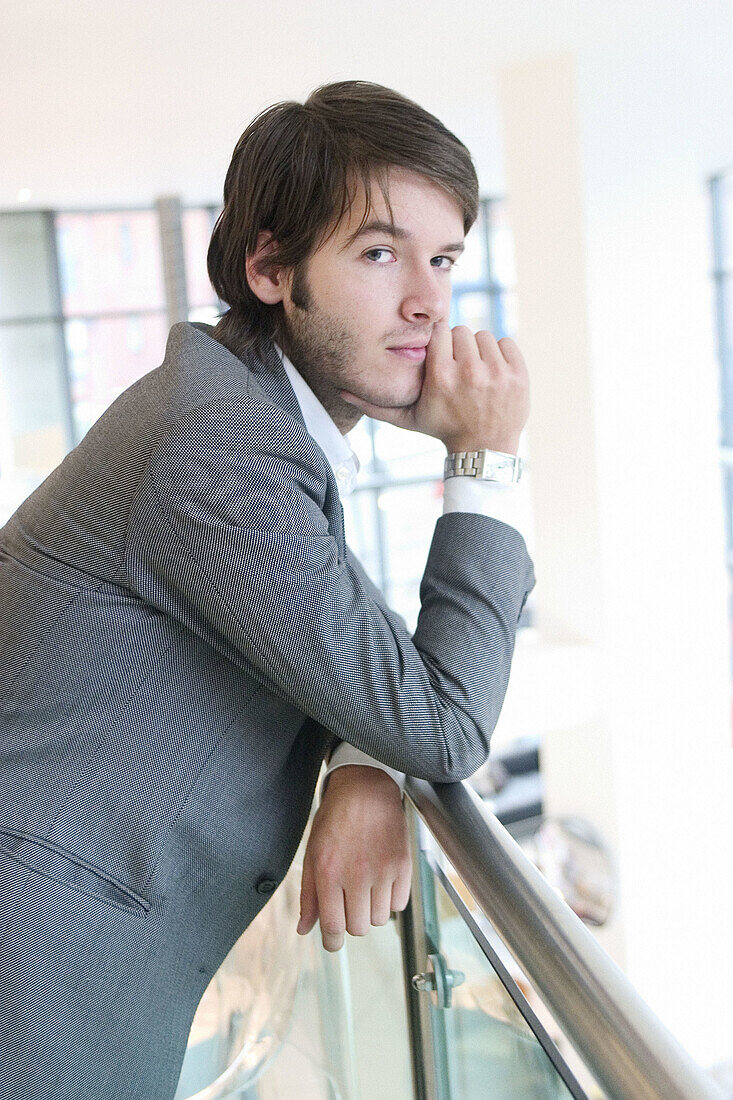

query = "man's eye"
[[431, 255, 457, 269], [364, 248, 395, 263]]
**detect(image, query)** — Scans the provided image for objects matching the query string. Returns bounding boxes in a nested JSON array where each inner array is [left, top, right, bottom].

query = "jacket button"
[[255, 877, 277, 895]]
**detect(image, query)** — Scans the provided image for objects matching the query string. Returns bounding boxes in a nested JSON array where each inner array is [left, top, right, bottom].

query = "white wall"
[[2, 0, 733, 1075], [577, 16, 733, 1068], [495, 40, 733, 1071], [5, 0, 718, 211]]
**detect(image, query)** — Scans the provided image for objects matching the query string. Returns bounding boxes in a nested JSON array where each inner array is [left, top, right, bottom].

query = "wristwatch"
[[444, 449, 524, 484]]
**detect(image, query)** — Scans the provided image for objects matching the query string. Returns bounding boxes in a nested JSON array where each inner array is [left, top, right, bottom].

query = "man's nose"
[[399, 269, 446, 324]]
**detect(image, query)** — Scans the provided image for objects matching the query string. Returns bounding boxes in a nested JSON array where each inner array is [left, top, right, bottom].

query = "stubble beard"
[[278, 264, 363, 434]]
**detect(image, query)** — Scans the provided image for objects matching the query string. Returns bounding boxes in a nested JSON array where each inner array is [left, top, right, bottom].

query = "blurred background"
[[1, 0, 732, 1088]]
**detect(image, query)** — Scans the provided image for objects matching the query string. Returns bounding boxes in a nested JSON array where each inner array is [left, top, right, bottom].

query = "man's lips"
[[387, 345, 428, 361]]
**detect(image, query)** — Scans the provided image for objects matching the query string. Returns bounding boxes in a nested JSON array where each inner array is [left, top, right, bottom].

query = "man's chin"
[[396, 381, 424, 409], [382, 371, 425, 410]]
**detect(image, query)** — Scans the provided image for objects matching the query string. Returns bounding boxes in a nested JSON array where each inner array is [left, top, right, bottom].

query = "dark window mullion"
[[710, 175, 733, 448], [481, 197, 498, 332], [45, 212, 77, 449]]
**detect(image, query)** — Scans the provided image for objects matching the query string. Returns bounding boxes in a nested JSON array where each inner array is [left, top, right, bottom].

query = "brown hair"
[[207, 80, 479, 354]]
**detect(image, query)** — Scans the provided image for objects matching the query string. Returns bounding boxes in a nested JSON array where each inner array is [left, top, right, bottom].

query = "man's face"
[[277, 167, 465, 433]]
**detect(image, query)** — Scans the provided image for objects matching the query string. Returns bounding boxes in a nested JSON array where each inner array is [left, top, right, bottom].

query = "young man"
[[0, 81, 534, 1099]]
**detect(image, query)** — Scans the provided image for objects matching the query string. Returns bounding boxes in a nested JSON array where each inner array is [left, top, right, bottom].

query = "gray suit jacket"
[[0, 321, 535, 1099]]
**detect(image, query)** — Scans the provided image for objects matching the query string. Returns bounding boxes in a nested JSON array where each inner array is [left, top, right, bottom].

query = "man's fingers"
[[474, 328, 503, 364], [344, 881, 371, 937], [318, 884, 347, 952], [370, 883, 393, 927], [390, 868, 412, 914], [424, 318, 453, 372], [450, 324, 479, 358], [297, 910, 317, 935], [297, 858, 318, 935], [497, 335, 524, 366]]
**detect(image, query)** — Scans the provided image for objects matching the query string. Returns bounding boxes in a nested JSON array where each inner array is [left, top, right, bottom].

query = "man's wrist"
[[444, 449, 523, 485], [444, 439, 520, 456], [323, 763, 405, 799]]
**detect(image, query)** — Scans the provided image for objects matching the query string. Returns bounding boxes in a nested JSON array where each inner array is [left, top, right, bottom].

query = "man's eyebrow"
[[341, 219, 465, 254]]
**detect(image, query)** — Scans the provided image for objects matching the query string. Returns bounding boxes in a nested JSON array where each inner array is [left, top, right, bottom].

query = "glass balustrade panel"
[[174, 859, 350, 1100], [425, 858, 581, 1100], [175, 813, 414, 1100]]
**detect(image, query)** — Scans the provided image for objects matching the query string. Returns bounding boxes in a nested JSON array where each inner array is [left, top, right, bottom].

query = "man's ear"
[[246, 231, 289, 305]]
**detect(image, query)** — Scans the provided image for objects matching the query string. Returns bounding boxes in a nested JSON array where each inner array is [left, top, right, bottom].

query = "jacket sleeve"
[[124, 399, 536, 784], [324, 546, 411, 770], [320, 548, 410, 796]]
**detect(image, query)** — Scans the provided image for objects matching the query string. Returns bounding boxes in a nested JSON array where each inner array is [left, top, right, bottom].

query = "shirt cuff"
[[319, 742, 406, 802], [443, 474, 523, 531]]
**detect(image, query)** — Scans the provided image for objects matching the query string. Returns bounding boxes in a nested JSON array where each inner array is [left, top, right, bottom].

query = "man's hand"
[[297, 765, 412, 952], [340, 321, 530, 456]]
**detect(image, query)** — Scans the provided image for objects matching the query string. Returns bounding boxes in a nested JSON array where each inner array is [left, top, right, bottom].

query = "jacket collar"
[[189, 321, 306, 427]]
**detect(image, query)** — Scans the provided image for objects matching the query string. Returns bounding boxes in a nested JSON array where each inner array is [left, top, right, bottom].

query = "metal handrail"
[[404, 776, 724, 1100]]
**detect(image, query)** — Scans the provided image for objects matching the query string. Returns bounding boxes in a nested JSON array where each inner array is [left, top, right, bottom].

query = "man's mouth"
[[387, 345, 428, 362]]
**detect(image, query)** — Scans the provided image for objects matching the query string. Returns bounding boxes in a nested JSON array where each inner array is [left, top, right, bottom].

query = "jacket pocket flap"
[[0, 830, 151, 915]]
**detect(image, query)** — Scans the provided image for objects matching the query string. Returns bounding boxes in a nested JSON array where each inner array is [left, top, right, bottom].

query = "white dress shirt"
[[274, 344, 524, 800]]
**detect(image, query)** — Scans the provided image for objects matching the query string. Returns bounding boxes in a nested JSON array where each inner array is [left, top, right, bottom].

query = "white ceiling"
[[1, 0, 732, 208]]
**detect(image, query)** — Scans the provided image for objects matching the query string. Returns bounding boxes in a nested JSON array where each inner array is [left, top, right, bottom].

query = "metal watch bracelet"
[[444, 449, 524, 483]]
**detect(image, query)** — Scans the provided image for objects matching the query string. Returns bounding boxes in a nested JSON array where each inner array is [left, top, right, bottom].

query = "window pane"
[[378, 480, 444, 629], [183, 208, 220, 309], [719, 175, 733, 270], [454, 289, 493, 331], [55, 211, 165, 314], [491, 288, 517, 340], [0, 213, 56, 321], [342, 489, 384, 582], [448, 199, 516, 336], [453, 203, 489, 286], [724, 464, 733, 560], [723, 274, 733, 361], [369, 421, 444, 480], [188, 305, 221, 326], [488, 200, 516, 287], [344, 481, 444, 630], [65, 313, 168, 438], [0, 322, 69, 519]]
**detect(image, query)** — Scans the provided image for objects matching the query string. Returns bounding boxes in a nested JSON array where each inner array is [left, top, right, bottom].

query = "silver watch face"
[[477, 453, 520, 482], [444, 451, 522, 482]]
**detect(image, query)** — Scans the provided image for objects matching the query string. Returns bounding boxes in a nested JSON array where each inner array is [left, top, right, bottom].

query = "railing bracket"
[[412, 952, 465, 1009]]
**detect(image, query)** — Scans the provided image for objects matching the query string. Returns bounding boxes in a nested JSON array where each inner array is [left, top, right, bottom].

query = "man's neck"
[[209, 315, 362, 436], [210, 315, 259, 366]]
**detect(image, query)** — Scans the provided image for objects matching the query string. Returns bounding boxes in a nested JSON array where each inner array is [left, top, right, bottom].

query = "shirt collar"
[[274, 343, 360, 497]]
